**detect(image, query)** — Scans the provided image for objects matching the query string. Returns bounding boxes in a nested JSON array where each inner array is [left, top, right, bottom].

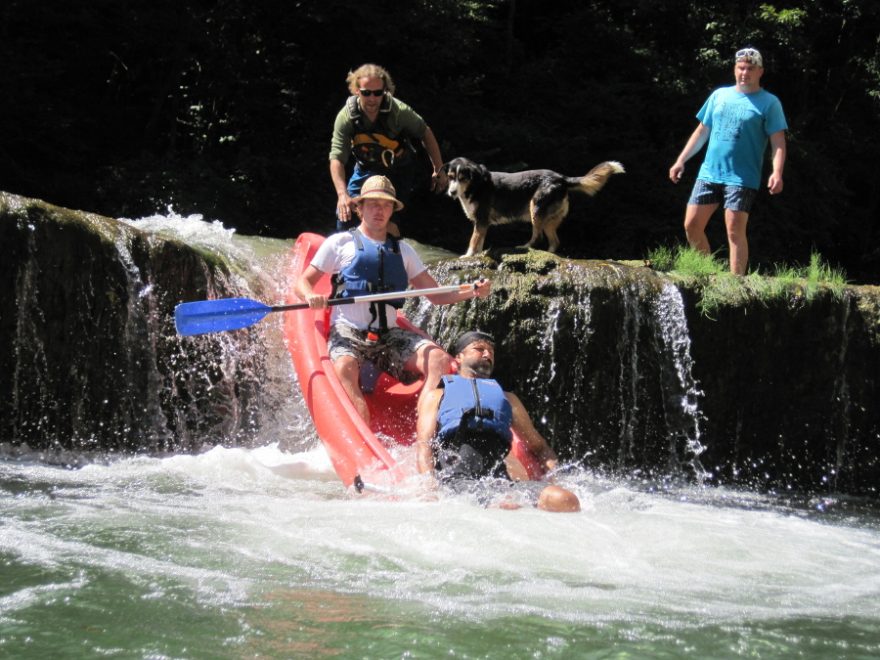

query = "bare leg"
[[724, 209, 750, 275], [333, 355, 370, 426], [683, 203, 719, 255]]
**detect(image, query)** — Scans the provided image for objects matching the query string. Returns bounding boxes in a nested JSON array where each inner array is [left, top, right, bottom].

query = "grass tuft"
[[646, 246, 849, 317]]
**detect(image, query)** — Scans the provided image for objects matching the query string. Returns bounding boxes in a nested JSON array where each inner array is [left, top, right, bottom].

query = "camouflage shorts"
[[328, 323, 432, 382]]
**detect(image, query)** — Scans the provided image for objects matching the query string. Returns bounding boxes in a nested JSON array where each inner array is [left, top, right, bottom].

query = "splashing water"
[[2, 440, 880, 658], [121, 208, 238, 255], [121, 211, 299, 450], [120, 208, 289, 298]]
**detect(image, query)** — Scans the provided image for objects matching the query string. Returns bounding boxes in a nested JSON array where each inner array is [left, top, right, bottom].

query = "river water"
[[3, 439, 880, 658], [2, 214, 880, 658]]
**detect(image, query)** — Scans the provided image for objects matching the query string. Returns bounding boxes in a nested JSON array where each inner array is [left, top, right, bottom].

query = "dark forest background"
[[2, 1, 878, 282]]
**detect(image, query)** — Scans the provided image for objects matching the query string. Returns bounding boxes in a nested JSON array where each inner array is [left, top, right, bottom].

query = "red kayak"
[[285, 232, 544, 492]]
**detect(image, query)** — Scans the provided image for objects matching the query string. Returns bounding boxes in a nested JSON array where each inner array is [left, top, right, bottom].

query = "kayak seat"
[[370, 372, 423, 399]]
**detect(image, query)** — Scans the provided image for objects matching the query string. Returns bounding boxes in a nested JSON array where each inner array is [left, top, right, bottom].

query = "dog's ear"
[[440, 161, 451, 175], [478, 163, 491, 180]]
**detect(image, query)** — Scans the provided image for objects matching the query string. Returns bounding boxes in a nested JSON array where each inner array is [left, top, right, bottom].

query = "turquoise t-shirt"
[[696, 86, 788, 190]]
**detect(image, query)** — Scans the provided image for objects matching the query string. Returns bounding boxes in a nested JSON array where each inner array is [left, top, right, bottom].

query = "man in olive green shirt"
[[329, 63, 447, 235]]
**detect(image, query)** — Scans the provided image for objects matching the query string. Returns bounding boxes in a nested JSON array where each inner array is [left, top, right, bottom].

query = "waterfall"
[[113, 221, 173, 449], [4, 192, 878, 493], [117, 212, 302, 452], [411, 262, 708, 484], [2, 200, 302, 455], [650, 282, 707, 481], [573, 268, 706, 481], [10, 220, 47, 441], [828, 295, 852, 490], [605, 272, 647, 469]]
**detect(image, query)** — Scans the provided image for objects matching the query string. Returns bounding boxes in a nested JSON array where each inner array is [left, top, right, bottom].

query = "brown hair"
[[346, 63, 396, 96]]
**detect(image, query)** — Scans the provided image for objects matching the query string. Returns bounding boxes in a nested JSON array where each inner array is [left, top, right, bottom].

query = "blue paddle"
[[174, 282, 480, 336]]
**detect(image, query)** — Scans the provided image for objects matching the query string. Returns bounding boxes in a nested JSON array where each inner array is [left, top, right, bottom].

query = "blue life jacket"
[[434, 375, 513, 480], [337, 229, 408, 306], [334, 229, 408, 334]]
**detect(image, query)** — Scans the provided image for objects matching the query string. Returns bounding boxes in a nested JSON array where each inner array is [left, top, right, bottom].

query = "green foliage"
[[758, 4, 807, 27], [646, 245, 676, 272], [0, 0, 878, 281]]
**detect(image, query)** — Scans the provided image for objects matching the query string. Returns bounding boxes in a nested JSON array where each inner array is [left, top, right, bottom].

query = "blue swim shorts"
[[688, 180, 757, 213]]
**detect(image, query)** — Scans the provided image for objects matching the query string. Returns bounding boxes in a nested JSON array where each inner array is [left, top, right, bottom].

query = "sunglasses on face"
[[359, 88, 386, 97]]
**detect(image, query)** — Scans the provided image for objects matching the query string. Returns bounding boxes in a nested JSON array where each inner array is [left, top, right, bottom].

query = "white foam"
[[3, 445, 880, 628]]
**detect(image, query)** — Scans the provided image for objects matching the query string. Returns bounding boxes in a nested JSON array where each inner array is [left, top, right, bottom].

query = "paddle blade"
[[174, 297, 272, 336]]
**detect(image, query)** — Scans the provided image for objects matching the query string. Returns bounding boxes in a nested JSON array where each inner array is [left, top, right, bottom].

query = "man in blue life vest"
[[416, 331, 581, 512], [669, 47, 788, 275], [295, 176, 491, 428], [329, 63, 448, 235]]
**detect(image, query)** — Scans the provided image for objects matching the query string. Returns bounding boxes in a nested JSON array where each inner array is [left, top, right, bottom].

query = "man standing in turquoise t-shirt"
[[669, 48, 788, 275]]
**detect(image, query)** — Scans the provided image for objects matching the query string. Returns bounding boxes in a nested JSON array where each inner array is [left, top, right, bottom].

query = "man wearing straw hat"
[[295, 175, 491, 427]]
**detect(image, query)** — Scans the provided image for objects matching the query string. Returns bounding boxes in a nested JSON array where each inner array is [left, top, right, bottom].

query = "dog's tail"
[[569, 161, 625, 196]]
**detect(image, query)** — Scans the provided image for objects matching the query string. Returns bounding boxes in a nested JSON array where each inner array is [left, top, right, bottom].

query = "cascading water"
[[418, 260, 710, 484], [828, 297, 852, 489], [113, 218, 173, 448], [3, 203, 305, 455], [117, 211, 308, 452], [651, 281, 707, 480]]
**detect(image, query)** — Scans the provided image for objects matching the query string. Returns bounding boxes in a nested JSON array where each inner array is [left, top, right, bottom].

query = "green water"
[[2, 446, 879, 659]]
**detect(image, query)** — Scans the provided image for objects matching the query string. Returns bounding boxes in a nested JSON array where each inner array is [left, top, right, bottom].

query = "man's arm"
[[330, 159, 354, 222], [421, 126, 448, 193], [415, 388, 443, 475], [767, 130, 786, 195], [408, 270, 492, 305], [669, 123, 710, 183], [508, 392, 559, 473], [295, 264, 329, 309], [329, 105, 355, 221]]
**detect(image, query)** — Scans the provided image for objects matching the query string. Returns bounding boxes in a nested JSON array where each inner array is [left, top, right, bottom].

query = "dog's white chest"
[[456, 195, 480, 221]]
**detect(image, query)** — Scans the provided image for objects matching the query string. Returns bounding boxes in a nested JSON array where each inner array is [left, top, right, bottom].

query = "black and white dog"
[[443, 157, 624, 256]]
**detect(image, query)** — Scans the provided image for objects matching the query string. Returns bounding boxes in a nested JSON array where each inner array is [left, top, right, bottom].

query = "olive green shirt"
[[328, 96, 427, 165]]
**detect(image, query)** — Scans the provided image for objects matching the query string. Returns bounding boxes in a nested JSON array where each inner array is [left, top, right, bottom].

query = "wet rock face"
[[2, 192, 879, 496], [685, 290, 880, 495], [0, 193, 272, 453]]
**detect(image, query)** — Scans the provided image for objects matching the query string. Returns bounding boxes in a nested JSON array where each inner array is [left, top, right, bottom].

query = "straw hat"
[[352, 175, 404, 211]]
